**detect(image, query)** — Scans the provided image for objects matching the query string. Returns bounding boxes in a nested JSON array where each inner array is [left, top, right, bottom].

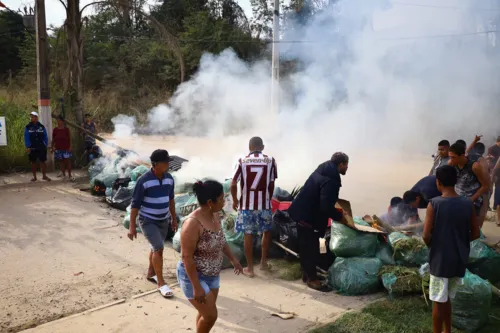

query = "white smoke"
[[110, 0, 500, 213]]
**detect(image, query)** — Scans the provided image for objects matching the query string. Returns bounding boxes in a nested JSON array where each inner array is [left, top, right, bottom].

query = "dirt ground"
[[1, 136, 500, 333], [0, 177, 379, 333]]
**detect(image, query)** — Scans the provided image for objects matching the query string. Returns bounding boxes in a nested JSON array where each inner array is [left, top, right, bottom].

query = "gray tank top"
[[455, 159, 482, 207], [429, 196, 472, 278]]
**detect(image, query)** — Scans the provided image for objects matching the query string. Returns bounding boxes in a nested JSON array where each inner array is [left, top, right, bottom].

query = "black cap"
[[150, 149, 172, 163]]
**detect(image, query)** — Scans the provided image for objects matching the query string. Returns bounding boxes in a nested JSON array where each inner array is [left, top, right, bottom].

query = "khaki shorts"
[[429, 275, 464, 303]]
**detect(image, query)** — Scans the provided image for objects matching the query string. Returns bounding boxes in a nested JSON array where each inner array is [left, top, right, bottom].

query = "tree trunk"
[[64, 0, 84, 125]]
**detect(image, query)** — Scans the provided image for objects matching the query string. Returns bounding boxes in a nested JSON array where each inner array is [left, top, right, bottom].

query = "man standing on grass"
[[24, 111, 51, 182], [423, 165, 480, 333], [128, 149, 178, 298], [231, 137, 278, 278], [288, 152, 350, 292]]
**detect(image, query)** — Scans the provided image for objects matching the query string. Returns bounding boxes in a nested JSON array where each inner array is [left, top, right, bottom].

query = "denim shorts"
[[176, 261, 220, 300], [138, 215, 168, 251], [235, 209, 273, 235]]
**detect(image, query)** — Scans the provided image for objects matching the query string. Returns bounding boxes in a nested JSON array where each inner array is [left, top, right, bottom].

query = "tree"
[[0, 11, 25, 79]]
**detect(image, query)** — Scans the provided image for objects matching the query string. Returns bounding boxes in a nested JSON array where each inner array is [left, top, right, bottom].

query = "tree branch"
[[57, 0, 67, 10]]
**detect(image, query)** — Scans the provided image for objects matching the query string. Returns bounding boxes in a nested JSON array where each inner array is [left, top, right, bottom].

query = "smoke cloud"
[[110, 0, 500, 213]]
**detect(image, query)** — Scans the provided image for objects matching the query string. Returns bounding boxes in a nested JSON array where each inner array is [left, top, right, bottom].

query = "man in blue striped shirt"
[[128, 149, 178, 298]]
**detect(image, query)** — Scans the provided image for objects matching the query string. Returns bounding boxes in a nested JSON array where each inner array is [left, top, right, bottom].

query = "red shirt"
[[52, 127, 71, 150]]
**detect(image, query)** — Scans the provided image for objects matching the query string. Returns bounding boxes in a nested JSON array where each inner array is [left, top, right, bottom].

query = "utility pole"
[[271, 0, 280, 115], [35, 0, 53, 171]]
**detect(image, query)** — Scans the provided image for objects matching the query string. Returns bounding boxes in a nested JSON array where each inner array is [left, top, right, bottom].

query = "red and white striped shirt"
[[232, 151, 278, 211]]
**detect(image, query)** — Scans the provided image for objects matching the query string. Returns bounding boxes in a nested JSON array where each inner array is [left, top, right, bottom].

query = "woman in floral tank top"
[[177, 180, 243, 333]]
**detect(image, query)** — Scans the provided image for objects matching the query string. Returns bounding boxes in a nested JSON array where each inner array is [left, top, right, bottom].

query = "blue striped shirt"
[[131, 169, 175, 220]]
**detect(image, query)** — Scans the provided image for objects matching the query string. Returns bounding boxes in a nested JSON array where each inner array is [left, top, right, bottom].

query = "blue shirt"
[[131, 169, 175, 220], [24, 122, 48, 149]]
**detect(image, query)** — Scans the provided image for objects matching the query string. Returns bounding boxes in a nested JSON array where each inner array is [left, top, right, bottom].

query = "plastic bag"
[[122, 214, 142, 233], [108, 187, 133, 211], [88, 161, 105, 180], [274, 210, 299, 253], [389, 232, 429, 267], [380, 266, 422, 297], [176, 195, 199, 217], [467, 239, 500, 284], [222, 213, 244, 246], [452, 270, 491, 332], [222, 242, 245, 269], [376, 242, 396, 265], [328, 257, 383, 295], [273, 187, 292, 201], [105, 187, 113, 198], [94, 172, 120, 188], [127, 181, 137, 190], [130, 165, 149, 181], [172, 228, 182, 253], [329, 217, 378, 258]]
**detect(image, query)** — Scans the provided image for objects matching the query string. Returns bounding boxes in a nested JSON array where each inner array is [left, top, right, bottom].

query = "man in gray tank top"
[[423, 165, 481, 333], [448, 143, 490, 227]]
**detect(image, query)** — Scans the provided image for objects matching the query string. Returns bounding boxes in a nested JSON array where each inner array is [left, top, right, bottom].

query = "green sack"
[[176, 195, 199, 217], [329, 217, 378, 258], [221, 213, 244, 246], [389, 232, 428, 267], [172, 229, 182, 253], [379, 266, 422, 297], [94, 171, 120, 188], [130, 165, 149, 181], [223, 179, 232, 194], [122, 214, 142, 233], [222, 242, 245, 269], [328, 257, 383, 295], [467, 239, 500, 284], [376, 242, 395, 265], [127, 181, 137, 190], [452, 271, 491, 332], [88, 161, 105, 180]]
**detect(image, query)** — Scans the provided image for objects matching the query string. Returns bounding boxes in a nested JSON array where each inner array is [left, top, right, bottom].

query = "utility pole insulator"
[[35, 0, 54, 172]]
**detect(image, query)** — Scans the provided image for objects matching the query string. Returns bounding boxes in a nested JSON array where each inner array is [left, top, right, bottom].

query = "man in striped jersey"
[[128, 149, 178, 298], [231, 137, 278, 277]]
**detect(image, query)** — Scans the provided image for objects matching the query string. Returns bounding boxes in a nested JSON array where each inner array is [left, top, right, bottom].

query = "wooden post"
[[35, 0, 53, 171]]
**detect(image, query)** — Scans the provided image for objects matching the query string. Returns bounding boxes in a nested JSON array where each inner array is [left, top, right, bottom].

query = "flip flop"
[[307, 282, 333, 292], [159, 285, 174, 298], [31, 178, 37, 182], [147, 275, 158, 285], [42, 177, 52, 182]]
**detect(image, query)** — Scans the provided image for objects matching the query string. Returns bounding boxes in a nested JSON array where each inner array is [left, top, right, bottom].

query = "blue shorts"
[[138, 215, 168, 251], [235, 209, 272, 235], [176, 262, 220, 300], [54, 150, 72, 160]]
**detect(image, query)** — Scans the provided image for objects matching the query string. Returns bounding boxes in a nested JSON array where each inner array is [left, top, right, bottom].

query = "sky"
[[3, 0, 253, 26]]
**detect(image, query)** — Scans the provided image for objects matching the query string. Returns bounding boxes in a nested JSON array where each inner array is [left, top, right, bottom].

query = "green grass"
[[268, 259, 303, 281], [310, 296, 500, 333]]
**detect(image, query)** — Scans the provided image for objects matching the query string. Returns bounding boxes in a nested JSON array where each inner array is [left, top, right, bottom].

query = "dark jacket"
[[411, 175, 441, 209], [288, 160, 343, 235], [24, 122, 48, 149]]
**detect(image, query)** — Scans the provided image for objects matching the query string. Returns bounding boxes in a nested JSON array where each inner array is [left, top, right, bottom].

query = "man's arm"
[[471, 162, 490, 202], [466, 135, 481, 155], [470, 206, 480, 241], [319, 180, 343, 222], [169, 182, 177, 231], [24, 127, 30, 148], [42, 127, 48, 147], [422, 203, 434, 246], [130, 180, 145, 231], [230, 160, 242, 210]]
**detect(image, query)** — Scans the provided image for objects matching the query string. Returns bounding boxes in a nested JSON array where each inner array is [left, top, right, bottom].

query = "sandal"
[[147, 275, 158, 285], [31, 178, 37, 182], [159, 284, 174, 298], [42, 176, 52, 182], [307, 282, 333, 292]]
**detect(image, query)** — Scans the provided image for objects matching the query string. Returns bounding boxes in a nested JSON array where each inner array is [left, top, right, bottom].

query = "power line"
[[1, 28, 499, 43], [392, 1, 500, 12]]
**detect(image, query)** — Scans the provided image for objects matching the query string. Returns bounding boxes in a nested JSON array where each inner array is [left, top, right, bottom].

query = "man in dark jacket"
[[24, 111, 51, 182], [288, 152, 349, 292]]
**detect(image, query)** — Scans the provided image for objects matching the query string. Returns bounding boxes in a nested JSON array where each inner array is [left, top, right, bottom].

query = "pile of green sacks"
[[328, 218, 431, 295], [467, 238, 500, 284]]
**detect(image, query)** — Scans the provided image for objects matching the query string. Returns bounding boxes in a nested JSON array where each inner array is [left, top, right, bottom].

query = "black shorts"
[[29, 147, 47, 163]]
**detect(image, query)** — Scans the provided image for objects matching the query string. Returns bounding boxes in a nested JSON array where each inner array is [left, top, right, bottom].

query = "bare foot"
[[42, 176, 52, 182], [243, 267, 255, 278]]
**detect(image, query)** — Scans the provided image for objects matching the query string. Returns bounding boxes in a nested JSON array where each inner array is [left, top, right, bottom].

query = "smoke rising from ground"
[[110, 0, 500, 210]]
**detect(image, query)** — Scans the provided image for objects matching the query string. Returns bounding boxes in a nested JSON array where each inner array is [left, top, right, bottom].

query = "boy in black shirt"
[[423, 165, 481, 333]]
